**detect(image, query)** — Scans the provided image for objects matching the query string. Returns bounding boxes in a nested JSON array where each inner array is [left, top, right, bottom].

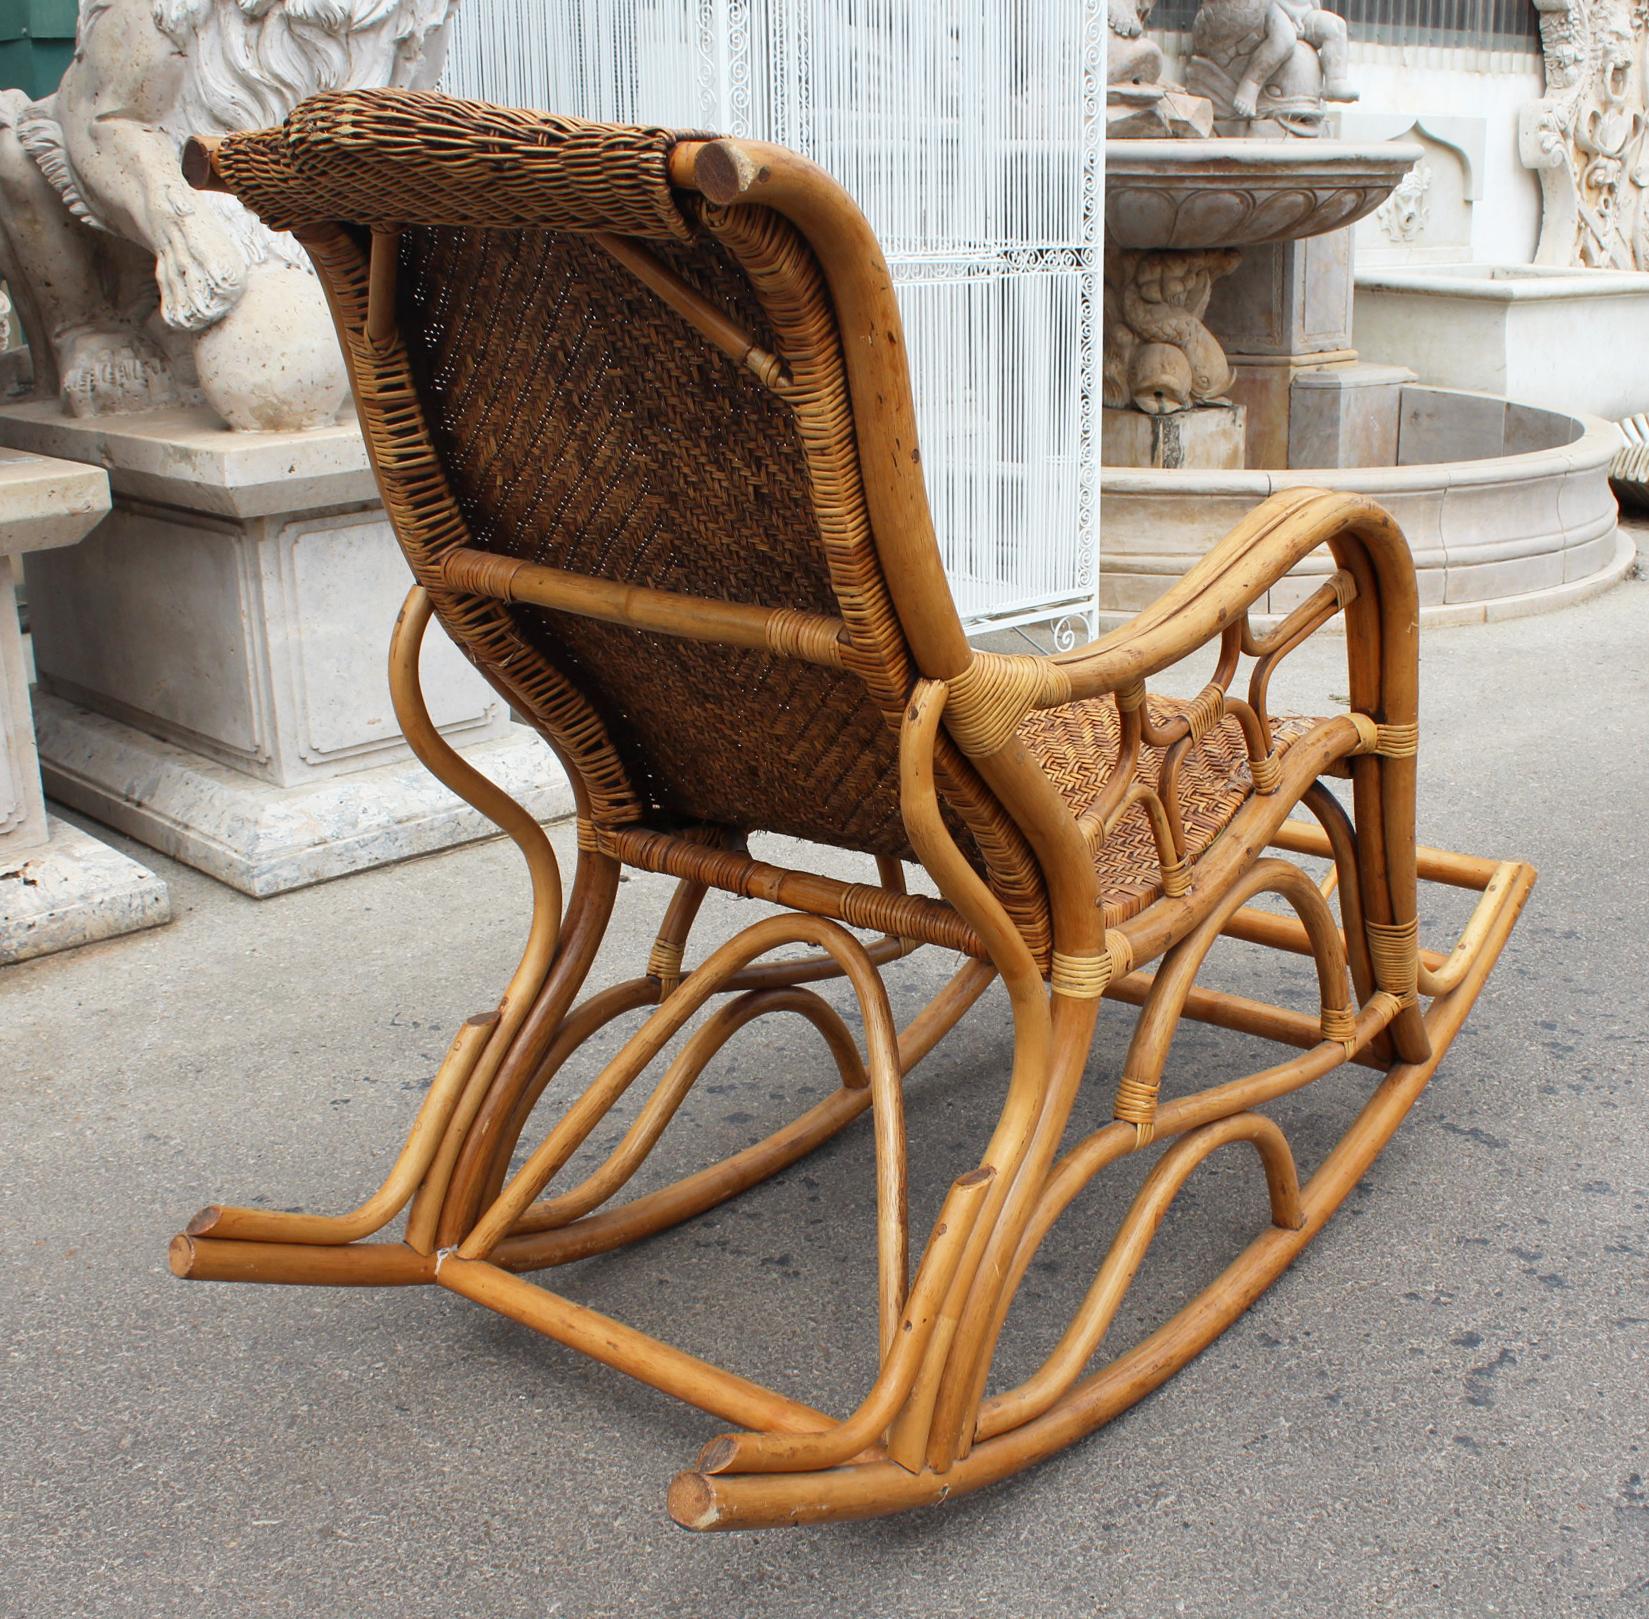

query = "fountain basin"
[[1106, 139, 1423, 250], [1100, 386, 1632, 625]]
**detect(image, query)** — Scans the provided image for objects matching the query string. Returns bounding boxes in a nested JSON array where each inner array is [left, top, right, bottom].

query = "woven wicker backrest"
[[396, 219, 917, 854], [210, 90, 1048, 946]]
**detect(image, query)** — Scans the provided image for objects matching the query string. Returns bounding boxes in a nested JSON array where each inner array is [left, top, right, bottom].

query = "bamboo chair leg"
[[183, 588, 564, 1254]]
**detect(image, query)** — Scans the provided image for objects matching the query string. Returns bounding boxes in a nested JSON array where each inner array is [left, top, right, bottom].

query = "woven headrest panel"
[[209, 88, 700, 240]]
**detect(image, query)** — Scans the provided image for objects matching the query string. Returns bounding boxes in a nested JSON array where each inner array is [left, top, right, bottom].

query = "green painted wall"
[[0, 0, 78, 100]]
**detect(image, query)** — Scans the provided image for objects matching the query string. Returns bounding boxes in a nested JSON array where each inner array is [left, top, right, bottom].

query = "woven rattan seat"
[[172, 91, 1534, 1532], [1024, 696, 1317, 923]]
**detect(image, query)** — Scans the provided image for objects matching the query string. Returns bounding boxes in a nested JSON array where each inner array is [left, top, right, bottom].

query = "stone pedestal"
[[1102, 403, 1246, 470], [0, 447, 171, 965], [1208, 226, 1360, 469], [0, 403, 572, 898]]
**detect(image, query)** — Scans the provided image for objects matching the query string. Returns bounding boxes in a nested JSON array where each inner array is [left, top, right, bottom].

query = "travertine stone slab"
[[0, 815, 172, 966], [1289, 362, 1416, 470], [0, 445, 172, 961], [1207, 228, 1356, 358], [1225, 352, 1357, 470], [0, 402, 380, 519]]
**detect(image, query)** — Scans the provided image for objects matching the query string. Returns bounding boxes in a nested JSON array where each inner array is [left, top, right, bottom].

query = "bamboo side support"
[[1116, 858, 1354, 1138], [430, 850, 623, 1249], [366, 226, 399, 348], [170, 1237, 435, 1287], [976, 1113, 1303, 1441], [595, 230, 788, 388], [383, 584, 568, 1254], [188, 1012, 497, 1246], [491, 957, 995, 1273], [886, 680, 1066, 1472], [1267, 815, 1503, 890], [461, 912, 911, 1357], [440, 546, 849, 669], [669, 858, 1534, 1530], [492, 1087, 873, 1271], [1105, 971, 1384, 1070], [513, 987, 867, 1233]]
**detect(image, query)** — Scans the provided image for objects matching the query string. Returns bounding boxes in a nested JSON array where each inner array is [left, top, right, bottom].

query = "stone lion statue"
[[0, 0, 456, 431]]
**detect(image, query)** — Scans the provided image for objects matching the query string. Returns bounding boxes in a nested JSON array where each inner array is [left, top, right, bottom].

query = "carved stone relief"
[[1520, 0, 1649, 269], [1103, 246, 1242, 414], [1376, 162, 1433, 243]]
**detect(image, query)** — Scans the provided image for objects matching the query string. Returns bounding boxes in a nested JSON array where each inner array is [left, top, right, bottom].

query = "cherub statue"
[[1189, 0, 1357, 134], [0, 0, 455, 432]]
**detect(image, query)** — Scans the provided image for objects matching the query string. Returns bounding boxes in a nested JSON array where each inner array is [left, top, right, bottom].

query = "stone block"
[[1206, 228, 1356, 358], [1102, 404, 1246, 470], [1288, 362, 1416, 470], [0, 814, 171, 966], [34, 693, 570, 898], [0, 445, 173, 962], [1226, 354, 1356, 470], [1396, 387, 1506, 466]]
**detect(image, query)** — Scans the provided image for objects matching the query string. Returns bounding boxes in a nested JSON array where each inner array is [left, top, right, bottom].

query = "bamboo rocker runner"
[[170, 90, 1534, 1531]]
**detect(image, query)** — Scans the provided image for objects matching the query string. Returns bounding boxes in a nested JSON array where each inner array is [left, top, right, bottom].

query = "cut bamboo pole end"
[[181, 135, 228, 192], [667, 1470, 721, 1532], [688, 139, 765, 205]]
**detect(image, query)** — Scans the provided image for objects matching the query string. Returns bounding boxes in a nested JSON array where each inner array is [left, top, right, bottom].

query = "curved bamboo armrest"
[[1047, 488, 1412, 705]]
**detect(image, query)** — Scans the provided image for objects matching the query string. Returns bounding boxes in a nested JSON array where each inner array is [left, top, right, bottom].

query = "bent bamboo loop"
[[977, 1112, 1302, 1441], [461, 911, 911, 1355]]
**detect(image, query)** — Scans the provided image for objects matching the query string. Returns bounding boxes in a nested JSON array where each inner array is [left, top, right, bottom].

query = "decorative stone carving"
[[1341, 113, 1482, 266], [1186, 0, 1358, 137], [0, 0, 454, 432], [1103, 246, 1241, 414], [1519, 0, 1649, 269], [1375, 161, 1432, 242], [1107, 0, 1167, 88]]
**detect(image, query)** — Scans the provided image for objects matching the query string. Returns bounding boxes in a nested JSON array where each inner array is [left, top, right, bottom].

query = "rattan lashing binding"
[[172, 92, 1534, 1532]]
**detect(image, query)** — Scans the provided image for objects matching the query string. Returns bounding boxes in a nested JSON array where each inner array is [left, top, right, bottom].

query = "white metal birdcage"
[[444, 1, 1104, 645]]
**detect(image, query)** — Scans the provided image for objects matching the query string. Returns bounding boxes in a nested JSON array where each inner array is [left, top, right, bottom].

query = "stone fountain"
[[1099, 0, 1633, 622]]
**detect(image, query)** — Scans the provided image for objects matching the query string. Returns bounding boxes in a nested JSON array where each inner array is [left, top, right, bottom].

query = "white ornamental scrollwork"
[[1520, 0, 1649, 269]]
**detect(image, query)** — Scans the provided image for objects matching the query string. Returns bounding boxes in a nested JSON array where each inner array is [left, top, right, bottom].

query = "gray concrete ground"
[[4, 566, 1647, 1619]]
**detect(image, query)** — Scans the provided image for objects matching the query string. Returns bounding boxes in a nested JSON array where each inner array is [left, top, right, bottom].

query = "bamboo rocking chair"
[[171, 92, 1535, 1530]]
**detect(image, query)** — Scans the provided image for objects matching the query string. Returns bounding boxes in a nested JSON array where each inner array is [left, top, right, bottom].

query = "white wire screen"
[[445, 1, 1103, 643]]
